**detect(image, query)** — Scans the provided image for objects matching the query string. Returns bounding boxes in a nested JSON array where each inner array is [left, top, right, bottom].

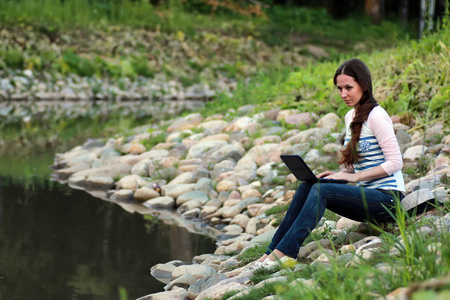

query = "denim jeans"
[[265, 182, 400, 258]]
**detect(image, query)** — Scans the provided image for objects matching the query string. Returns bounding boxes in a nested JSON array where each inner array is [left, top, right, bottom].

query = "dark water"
[[0, 152, 217, 300]]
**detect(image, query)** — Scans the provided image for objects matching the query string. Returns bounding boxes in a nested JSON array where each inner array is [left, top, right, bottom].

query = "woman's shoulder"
[[368, 105, 391, 120]]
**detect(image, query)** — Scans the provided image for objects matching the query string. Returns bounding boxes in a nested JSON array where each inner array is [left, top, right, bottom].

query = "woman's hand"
[[324, 171, 359, 183], [318, 170, 359, 183], [317, 171, 335, 178]]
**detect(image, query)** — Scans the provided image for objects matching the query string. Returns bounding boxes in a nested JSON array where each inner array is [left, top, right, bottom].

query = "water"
[[0, 150, 217, 300]]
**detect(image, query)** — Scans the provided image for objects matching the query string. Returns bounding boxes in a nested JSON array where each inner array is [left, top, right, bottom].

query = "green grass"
[[233, 204, 450, 300]]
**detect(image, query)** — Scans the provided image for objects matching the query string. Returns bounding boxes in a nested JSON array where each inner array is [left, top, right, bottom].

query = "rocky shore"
[[52, 106, 449, 299]]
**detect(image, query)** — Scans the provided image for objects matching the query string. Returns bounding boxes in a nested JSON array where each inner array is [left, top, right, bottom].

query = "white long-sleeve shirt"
[[344, 106, 406, 192]]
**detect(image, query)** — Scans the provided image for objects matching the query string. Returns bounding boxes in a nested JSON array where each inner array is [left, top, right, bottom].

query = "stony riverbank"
[[52, 106, 449, 299]]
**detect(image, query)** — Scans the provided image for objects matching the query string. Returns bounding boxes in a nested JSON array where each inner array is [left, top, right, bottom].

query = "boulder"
[[143, 197, 175, 210]]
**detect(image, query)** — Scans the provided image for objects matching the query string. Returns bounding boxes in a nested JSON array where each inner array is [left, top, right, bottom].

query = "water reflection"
[[0, 177, 216, 299]]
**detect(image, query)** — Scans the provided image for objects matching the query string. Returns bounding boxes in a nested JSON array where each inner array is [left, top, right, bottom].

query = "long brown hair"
[[334, 58, 378, 168]]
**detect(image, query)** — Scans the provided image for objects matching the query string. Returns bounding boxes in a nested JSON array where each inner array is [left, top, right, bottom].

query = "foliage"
[[236, 243, 270, 267]]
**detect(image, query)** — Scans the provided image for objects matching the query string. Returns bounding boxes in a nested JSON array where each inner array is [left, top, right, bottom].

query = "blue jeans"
[[265, 182, 400, 258]]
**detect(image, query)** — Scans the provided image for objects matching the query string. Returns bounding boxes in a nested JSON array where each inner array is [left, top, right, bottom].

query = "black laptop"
[[280, 154, 347, 184]]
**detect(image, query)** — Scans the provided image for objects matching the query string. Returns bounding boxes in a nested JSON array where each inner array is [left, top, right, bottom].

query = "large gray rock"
[[222, 197, 261, 218], [176, 191, 209, 206], [168, 172, 195, 185], [162, 184, 196, 199], [85, 176, 115, 190], [195, 178, 215, 194], [134, 187, 160, 202], [150, 260, 185, 284], [286, 127, 331, 144], [137, 286, 188, 300], [401, 188, 435, 211], [171, 264, 216, 281], [143, 197, 175, 210], [403, 145, 428, 161], [186, 140, 228, 159], [316, 113, 341, 130], [195, 270, 253, 300], [187, 273, 228, 300]]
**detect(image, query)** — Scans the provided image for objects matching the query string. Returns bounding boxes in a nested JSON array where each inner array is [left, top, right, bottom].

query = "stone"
[[222, 224, 244, 235], [134, 187, 161, 202], [116, 174, 147, 190], [187, 273, 228, 300], [162, 184, 196, 199], [403, 145, 428, 161], [186, 140, 228, 159], [253, 135, 282, 146], [85, 176, 115, 190], [177, 198, 204, 214], [168, 172, 195, 185], [176, 191, 209, 206], [171, 264, 216, 281], [284, 112, 318, 126], [150, 260, 185, 284], [316, 113, 341, 129], [216, 180, 237, 193], [195, 178, 215, 194], [110, 189, 134, 202], [131, 159, 151, 177], [167, 113, 204, 133], [285, 127, 331, 144], [164, 273, 196, 290], [230, 214, 250, 229], [137, 286, 188, 300], [264, 109, 281, 121], [401, 188, 435, 211], [143, 197, 175, 210], [336, 217, 361, 231], [211, 160, 236, 180], [241, 189, 262, 200], [129, 143, 146, 154]]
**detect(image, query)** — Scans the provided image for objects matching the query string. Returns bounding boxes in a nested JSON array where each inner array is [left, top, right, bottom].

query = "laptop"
[[280, 154, 347, 184]]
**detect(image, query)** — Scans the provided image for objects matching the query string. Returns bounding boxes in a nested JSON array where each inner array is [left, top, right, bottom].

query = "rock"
[[316, 113, 341, 130], [336, 217, 361, 231], [134, 187, 160, 202], [187, 273, 228, 300], [129, 143, 146, 154], [168, 172, 195, 185], [85, 176, 115, 190], [284, 112, 318, 126], [403, 145, 428, 161], [167, 113, 204, 133], [401, 188, 435, 211], [165, 273, 197, 290], [150, 260, 185, 284], [137, 286, 188, 300], [162, 184, 196, 199], [186, 140, 228, 159], [195, 270, 253, 300], [253, 135, 282, 146], [131, 159, 151, 177], [264, 109, 281, 120], [143, 196, 175, 209], [171, 264, 216, 281], [211, 160, 236, 180], [216, 180, 237, 193], [222, 197, 260, 218], [176, 191, 209, 206], [110, 189, 134, 202], [286, 127, 331, 144], [177, 199, 203, 214], [195, 178, 215, 194], [116, 174, 147, 190]]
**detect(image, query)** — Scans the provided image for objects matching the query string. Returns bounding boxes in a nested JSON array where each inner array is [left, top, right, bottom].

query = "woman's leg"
[[264, 182, 314, 256], [273, 183, 327, 258], [270, 184, 395, 258]]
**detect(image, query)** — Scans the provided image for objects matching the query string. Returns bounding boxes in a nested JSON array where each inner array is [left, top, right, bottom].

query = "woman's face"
[[336, 74, 365, 109]]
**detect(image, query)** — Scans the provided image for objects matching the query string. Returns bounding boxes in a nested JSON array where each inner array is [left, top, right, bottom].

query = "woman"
[[254, 58, 406, 268]]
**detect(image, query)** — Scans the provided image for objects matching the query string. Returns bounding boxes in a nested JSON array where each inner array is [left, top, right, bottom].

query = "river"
[[0, 146, 217, 299]]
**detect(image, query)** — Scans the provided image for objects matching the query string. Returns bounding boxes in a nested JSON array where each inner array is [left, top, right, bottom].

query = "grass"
[[231, 203, 450, 300]]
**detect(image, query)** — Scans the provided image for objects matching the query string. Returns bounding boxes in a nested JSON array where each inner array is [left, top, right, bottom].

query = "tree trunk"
[[428, 0, 436, 31], [420, 0, 426, 37], [365, 0, 381, 23], [399, 0, 408, 29]]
